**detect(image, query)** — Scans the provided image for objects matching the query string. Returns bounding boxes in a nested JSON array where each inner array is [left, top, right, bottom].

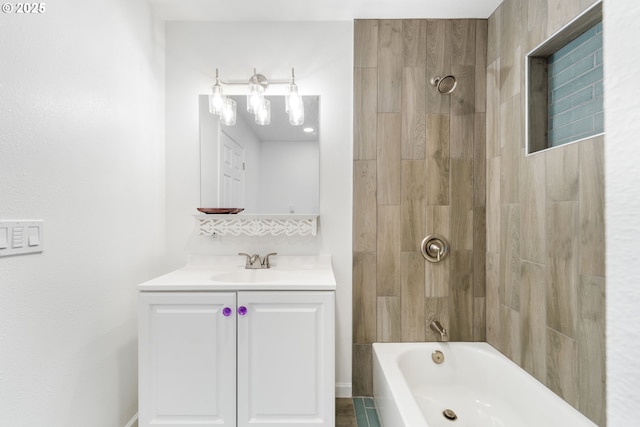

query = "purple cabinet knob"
[[238, 306, 247, 316], [222, 307, 232, 317]]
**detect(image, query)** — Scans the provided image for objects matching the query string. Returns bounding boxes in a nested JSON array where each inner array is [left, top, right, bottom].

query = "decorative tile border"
[[197, 214, 318, 237], [353, 397, 381, 427]]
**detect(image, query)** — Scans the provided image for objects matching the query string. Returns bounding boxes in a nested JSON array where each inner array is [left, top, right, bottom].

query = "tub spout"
[[430, 320, 449, 342]]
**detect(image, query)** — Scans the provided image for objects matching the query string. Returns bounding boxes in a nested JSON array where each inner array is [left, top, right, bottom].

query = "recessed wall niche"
[[526, 1, 603, 154]]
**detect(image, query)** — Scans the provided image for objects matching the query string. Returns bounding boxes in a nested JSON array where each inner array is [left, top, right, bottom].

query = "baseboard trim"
[[124, 412, 138, 427], [130, 385, 352, 423], [335, 382, 352, 398]]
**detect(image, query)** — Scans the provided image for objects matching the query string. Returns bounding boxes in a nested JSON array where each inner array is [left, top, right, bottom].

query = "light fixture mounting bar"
[[216, 68, 297, 87]]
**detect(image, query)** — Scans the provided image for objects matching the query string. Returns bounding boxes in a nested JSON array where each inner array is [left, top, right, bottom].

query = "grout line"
[[364, 405, 372, 427]]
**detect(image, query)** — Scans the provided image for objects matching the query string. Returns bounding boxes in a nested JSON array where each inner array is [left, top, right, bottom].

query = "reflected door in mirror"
[[220, 131, 244, 207]]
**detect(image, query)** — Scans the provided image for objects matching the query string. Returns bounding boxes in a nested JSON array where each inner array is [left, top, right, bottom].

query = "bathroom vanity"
[[137, 255, 336, 427]]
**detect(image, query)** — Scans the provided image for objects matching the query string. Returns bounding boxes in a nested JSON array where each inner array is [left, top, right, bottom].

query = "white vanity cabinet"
[[236, 291, 334, 427], [138, 288, 335, 427]]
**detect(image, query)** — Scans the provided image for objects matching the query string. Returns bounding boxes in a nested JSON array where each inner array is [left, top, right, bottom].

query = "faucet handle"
[[262, 252, 277, 268], [238, 252, 252, 267]]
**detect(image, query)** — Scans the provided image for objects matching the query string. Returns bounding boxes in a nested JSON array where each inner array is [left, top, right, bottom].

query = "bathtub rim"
[[373, 341, 507, 427], [372, 341, 599, 427], [373, 342, 439, 427]]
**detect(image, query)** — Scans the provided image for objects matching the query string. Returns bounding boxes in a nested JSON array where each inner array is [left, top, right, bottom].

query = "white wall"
[[258, 140, 319, 214], [0, 0, 165, 425], [164, 21, 354, 395], [604, 0, 640, 425]]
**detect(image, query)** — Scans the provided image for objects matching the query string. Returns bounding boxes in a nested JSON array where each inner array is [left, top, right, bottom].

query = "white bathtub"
[[373, 342, 598, 427]]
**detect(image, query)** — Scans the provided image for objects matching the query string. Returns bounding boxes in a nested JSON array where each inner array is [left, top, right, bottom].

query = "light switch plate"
[[0, 220, 44, 257]]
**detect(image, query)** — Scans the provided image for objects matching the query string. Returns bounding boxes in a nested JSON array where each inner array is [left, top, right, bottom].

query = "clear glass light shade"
[[209, 84, 225, 115], [285, 83, 301, 112], [289, 106, 304, 126], [255, 99, 271, 125], [247, 80, 264, 114], [221, 98, 236, 126], [286, 83, 304, 125]]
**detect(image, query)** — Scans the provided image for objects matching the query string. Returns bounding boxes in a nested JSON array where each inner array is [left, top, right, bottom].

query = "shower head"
[[430, 75, 457, 94]]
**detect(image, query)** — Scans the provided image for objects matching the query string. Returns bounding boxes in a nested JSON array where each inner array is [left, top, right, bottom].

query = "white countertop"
[[138, 255, 337, 291]]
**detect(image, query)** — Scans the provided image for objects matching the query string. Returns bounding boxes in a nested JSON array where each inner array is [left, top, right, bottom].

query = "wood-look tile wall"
[[486, 0, 605, 425], [353, 19, 487, 396]]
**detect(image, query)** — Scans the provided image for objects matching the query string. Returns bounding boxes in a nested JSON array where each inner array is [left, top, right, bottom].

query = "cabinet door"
[[139, 292, 236, 427], [237, 291, 335, 427]]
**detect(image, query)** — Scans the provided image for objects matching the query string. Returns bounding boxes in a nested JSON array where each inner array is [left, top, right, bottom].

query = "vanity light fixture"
[[221, 98, 237, 126], [247, 72, 267, 114], [209, 68, 304, 126], [286, 69, 304, 126], [209, 69, 225, 115]]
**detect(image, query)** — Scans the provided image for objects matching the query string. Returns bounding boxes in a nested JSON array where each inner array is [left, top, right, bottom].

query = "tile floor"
[[336, 398, 381, 427]]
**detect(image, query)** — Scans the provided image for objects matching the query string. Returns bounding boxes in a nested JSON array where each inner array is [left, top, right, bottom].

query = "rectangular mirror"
[[199, 95, 320, 214]]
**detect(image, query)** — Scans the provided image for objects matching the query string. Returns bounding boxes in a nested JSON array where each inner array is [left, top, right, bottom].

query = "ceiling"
[[149, 0, 503, 21]]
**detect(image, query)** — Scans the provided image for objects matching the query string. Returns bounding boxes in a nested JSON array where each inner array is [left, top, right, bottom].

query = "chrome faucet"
[[238, 252, 277, 269], [430, 320, 449, 342]]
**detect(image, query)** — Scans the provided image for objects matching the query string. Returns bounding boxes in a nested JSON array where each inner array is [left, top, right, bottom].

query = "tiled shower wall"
[[352, 19, 487, 395], [486, 0, 605, 425]]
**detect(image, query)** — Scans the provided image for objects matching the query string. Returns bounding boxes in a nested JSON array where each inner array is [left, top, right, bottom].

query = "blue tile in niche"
[[549, 54, 596, 88], [594, 112, 604, 133], [550, 25, 597, 64], [551, 98, 603, 129], [549, 116, 595, 146], [551, 66, 603, 101], [595, 80, 604, 98], [551, 33, 602, 74], [546, 20, 604, 147], [549, 86, 594, 116]]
